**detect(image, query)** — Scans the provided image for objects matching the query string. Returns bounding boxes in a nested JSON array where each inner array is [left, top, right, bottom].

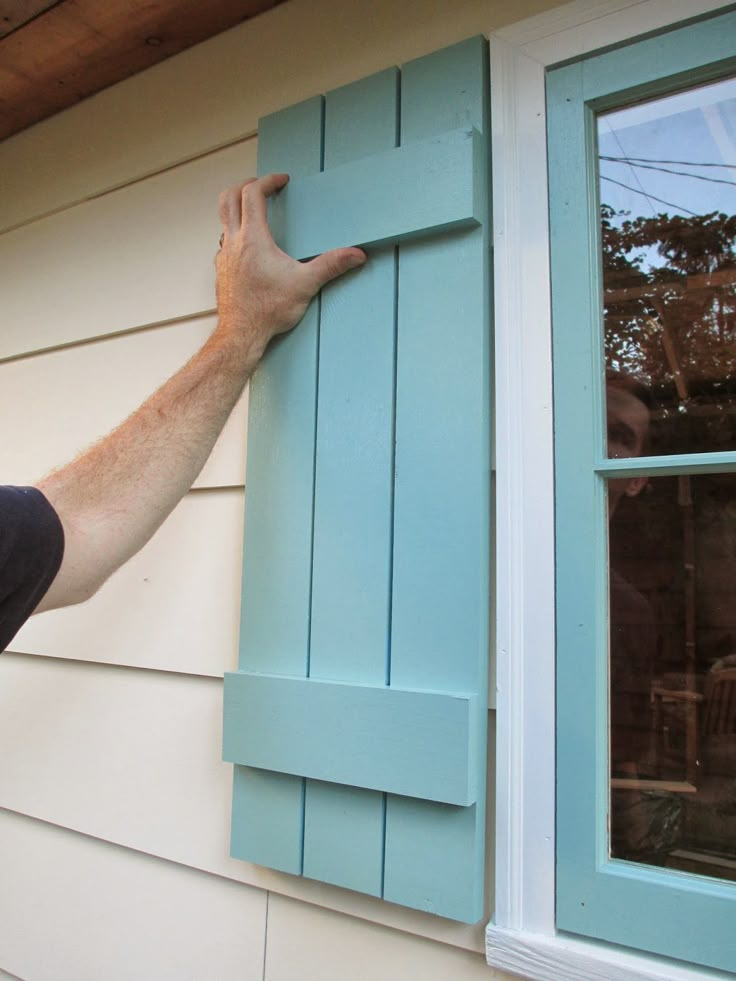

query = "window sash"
[[548, 7, 736, 974]]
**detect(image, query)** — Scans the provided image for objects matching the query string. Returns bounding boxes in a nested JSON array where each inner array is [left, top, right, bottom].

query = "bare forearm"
[[37, 322, 259, 606]]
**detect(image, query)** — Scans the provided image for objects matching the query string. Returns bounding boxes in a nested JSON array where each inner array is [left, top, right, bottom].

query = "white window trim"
[[487, 0, 735, 978]]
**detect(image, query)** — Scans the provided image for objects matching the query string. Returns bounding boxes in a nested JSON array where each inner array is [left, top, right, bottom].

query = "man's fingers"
[[304, 247, 367, 291], [241, 173, 289, 229], [219, 178, 258, 239], [259, 172, 290, 197]]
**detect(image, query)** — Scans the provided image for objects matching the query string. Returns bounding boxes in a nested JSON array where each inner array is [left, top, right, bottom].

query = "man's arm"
[[35, 173, 366, 611]]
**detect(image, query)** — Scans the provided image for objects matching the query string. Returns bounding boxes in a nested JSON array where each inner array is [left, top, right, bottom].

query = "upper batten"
[[267, 128, 484, 257], [225, 36, 491, 923]]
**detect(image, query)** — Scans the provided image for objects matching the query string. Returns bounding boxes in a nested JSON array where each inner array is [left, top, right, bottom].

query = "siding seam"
[[0, 805, 262, 893], [0, 649, 227, 682], [0, 310, 218, 368], [262, 891, 270, 981], [0, 134, 258, 239]]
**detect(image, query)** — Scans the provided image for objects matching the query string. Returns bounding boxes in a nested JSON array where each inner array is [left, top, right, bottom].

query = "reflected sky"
[[599, 76, 736, 265]]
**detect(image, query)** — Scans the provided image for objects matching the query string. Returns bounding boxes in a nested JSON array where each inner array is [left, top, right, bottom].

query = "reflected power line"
[[600, 175, 699, 216]]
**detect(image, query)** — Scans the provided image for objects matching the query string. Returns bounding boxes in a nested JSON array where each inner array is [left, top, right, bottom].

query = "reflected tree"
[[602, 206, 736, 452]]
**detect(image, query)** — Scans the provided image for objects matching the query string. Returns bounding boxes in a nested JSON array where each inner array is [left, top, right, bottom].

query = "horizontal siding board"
[[0, 653, 487, 952], [0, 317, 247, 490], [0, 139, 256, 360], [265, 894, 495, 981], [0, 810, 267, 981], [268, 128, 483, 258], [0, 0, 499, 232], [223, 673, 478, 804], [11, 490, 245, 676]]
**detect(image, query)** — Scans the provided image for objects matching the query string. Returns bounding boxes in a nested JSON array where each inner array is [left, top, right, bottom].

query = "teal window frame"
[[548, 7, 736, 974]]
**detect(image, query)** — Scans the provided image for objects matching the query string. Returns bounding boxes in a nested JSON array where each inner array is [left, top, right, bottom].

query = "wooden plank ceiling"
[[0, 0, 287, 141]]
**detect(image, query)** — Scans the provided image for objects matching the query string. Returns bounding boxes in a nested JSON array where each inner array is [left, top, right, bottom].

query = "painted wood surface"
[[384, 35, 491, 924], [485, 923, 708, 981], [305, 69, 399, 897], [224, 673, 478, 804], [0, 810, 267, 981], [268, 127, 484, 258], [0, 139, 256, 361], [11, 490, 244, 676], [0, 651, 488, 953], [231, 97, 325, 875], [226, 35, 491, 924], [0, 317, 247, 490]]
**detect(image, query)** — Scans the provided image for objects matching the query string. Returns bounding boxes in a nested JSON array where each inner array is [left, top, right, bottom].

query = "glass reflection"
[[608, 470, 736, 880], [599, 76, 736, 457], [602, 77, 736, 882]]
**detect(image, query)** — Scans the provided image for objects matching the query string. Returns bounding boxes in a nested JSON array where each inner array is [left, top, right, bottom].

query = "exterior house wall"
[[0, 0, 565, 977]]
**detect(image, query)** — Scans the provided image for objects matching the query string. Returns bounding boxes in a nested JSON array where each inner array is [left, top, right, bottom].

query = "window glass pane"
[[608, 471, 736, 881], [599, 77, 736, 457]]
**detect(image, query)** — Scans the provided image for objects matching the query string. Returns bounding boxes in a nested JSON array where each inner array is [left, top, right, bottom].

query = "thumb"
[[304, 247, 367, 291]]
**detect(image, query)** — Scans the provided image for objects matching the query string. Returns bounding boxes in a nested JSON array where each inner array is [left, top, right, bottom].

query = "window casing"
[[488, 2, 736, 979]]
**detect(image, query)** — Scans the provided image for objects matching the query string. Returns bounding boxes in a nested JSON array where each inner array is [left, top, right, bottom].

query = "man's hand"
[[215, 174, 366, 360], [34, 174, 366, 613]]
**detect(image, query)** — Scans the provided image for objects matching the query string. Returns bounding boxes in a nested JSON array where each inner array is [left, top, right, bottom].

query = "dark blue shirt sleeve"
[[0, 486, 65, 652]]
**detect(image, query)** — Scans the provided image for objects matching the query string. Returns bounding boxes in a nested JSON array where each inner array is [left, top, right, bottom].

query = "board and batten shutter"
[[223, 36, 491, 924]]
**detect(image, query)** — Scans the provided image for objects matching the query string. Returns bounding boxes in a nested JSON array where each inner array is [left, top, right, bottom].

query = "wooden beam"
[[0, 0, 286, 140], [0, 0, 61, 39]]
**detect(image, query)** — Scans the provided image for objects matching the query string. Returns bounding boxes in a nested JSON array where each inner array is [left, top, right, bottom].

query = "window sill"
[[485, 923, 733, 981]]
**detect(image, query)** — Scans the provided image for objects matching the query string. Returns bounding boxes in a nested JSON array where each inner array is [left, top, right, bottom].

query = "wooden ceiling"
[[0, 0, 287, 141]]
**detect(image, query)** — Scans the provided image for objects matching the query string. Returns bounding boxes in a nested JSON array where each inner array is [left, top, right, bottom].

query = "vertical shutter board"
[[383, 798, 484, 915], [384, 37, 491, 923], [399, 36, 488, 143], [303, 69, 399, 897], [240, 96, 325, 672], [303, 783, 385, 894], [231, 97, 325, 874], [231, 766, 304, 875], [309, 69, 399, 680]]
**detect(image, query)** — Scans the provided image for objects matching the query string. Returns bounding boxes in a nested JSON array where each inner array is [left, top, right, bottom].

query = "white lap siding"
[[0, 0, 566, 976]]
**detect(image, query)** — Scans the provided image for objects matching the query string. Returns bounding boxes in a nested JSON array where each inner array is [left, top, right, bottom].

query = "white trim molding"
[[488, 0, 736, 979], [486, 924, 731, 981]]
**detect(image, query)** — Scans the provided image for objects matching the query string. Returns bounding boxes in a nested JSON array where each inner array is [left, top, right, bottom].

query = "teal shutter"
[[223, 36, 491, 924]]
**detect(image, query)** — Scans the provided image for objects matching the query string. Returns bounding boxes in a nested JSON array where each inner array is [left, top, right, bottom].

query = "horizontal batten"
[[595, 451, 736, 478], [267, 128, 483, 258], [223, 672, 478, 805]]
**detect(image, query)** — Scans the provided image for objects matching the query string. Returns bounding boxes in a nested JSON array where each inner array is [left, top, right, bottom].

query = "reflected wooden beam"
[[611, 778, 697, 794], [604, 266, 736, 305]]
